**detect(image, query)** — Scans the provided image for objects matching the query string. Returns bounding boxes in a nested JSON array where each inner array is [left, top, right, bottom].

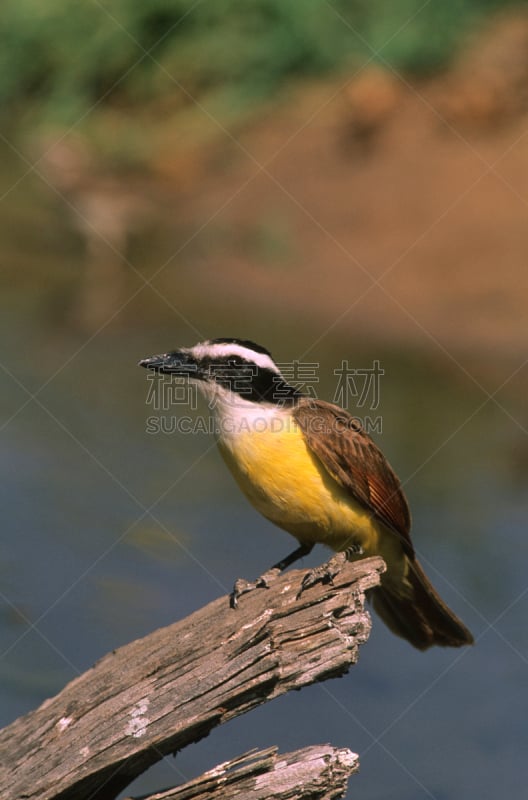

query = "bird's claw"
[[230, 568, 281, 609], [344, 542, 364, 559], [296, 552, 348, 600]]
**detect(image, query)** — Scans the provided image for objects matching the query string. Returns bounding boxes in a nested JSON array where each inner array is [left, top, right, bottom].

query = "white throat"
[[196, 381, 288, 441]]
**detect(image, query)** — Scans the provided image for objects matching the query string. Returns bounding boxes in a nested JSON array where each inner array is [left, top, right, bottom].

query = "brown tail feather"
[[369, 557, 474, 650]]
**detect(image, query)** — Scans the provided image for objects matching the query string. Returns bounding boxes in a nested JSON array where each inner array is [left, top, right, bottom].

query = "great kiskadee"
[[139, 338, 473, 650]]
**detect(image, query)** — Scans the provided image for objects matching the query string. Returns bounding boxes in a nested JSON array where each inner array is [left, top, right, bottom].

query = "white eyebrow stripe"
[[190, 342, 280, 373]]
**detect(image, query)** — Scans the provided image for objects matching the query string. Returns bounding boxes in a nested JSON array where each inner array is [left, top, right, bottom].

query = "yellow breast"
[[217, 414, 382, 553]]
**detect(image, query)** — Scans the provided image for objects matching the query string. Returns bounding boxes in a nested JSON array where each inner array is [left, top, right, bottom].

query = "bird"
[[139, 337, 474, 650]]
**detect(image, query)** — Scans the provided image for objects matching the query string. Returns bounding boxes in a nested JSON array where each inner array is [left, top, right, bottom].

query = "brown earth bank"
[[22, 12, 528, 367]]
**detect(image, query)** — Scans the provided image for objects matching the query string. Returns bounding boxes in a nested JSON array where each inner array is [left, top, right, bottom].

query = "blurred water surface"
[[0, 149, 527, 800]]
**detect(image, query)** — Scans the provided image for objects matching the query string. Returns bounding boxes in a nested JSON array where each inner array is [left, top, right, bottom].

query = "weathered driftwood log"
[[0, 554, 384, 800], [127, 745, 359, 800]]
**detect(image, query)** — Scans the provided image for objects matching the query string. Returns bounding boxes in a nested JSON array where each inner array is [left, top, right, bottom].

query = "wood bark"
[[0, 554, 384, 800], [128, 745, 359, 800]]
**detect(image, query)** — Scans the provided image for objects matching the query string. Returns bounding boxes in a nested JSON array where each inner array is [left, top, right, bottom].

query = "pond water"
[[0, 151, 526, 799]]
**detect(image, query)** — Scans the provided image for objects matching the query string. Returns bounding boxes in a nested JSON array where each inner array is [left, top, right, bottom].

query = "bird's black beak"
[[138, 350, 199, 378]]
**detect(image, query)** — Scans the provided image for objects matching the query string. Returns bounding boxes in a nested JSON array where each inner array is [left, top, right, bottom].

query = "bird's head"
[[139, 338, 302, 406]]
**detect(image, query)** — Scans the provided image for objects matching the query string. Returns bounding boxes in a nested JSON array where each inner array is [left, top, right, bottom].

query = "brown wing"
[[293, 398, 413, 556]]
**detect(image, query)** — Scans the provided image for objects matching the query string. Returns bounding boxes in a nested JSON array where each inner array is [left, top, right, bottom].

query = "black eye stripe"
[[198, 358, 302, 404]]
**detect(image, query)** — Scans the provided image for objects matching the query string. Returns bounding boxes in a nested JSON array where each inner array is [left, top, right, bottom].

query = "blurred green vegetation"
[[0, 0, 523, 134]]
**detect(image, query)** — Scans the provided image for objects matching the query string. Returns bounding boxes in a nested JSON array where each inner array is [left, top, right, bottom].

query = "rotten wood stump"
[[0, 554, 385, 800]]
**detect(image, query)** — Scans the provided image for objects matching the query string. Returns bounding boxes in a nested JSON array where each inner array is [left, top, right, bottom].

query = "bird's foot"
[[344, 542, 364, 559], [230, 568, 281, 609], [296, 552, 348, 600]]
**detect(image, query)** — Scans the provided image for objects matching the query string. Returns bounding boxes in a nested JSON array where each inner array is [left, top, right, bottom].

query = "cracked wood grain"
[[0, 554, 384, 800], [129, 745, 359, 800]]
